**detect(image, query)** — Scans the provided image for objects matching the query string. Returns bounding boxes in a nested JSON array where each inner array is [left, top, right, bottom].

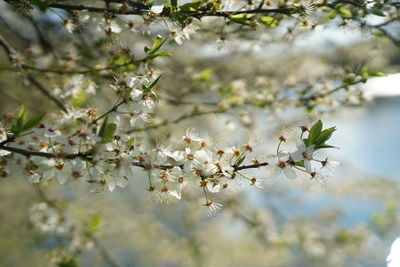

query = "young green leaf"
[[148, 51, 172, 59], [21, 114, 46, 132], [98, 116, 109, 138], [88, 214, 103, 235], [178, 1, 202, 11], [16, 105, 26, 131], [314, 144, 338, 149], [259, 16, 279, 27], [315, 127, 336, 145], [126, 137, 135, 150], [143, 75, 162, 92], [235, 155, 246, 166], [338, 7, 352, 18], [307, 120, 323, 145], [171, 0, 177, 11], [144, 36, 167, 55], [101, 123, 117, 143], [57, 257, 79, 267]]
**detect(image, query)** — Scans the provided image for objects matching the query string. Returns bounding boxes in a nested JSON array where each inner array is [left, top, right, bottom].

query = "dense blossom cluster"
[[0, 95, 340, 214], [29, 202, 92, 265]]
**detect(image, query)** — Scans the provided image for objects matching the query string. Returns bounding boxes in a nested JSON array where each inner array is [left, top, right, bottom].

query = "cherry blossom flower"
[[266, 154, 297, 179], [42, 160, 69, 184], [205, 201, 223, 217], [150, 0, 164, 14], [105, 171, 129, 192], [290, 138, 315, 172], [321, 158, 341, 173]]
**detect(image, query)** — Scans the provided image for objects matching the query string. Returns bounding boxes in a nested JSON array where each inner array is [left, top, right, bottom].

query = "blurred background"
[[0, 1, 399, 266]]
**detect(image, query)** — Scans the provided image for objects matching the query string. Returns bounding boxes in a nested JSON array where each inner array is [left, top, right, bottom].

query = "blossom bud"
[[299, 126, 309, 132], [245, 144, 253, 152], [3, 113, 14, 120]]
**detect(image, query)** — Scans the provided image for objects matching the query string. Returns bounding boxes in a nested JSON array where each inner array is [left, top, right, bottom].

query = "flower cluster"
[[266, 121, 341, 183], [29, 202, 92, 265], [0, 103, 340, 215]]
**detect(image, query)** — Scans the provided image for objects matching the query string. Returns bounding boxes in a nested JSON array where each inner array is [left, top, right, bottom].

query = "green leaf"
[[178, 1, 201, 11], [368, 71, 386, 77], [126, 137, 135, 150], [235, 155, 246, 166], [98, 116, 109, 139], [143, 75, 162, 92], [72, 90, 88, 107], [148, 51, 172, 59], [325, 10, 337, 20], [21, 114, 45, 132], [170, 13, 187, 27], [196, 68, 213, 82], [369, 8, 385, 17], [307, 120, 323, 145], [57, 257, 79, 267], [144, 36, 167, 55], [315, 127, 336, 145], [171, 0, 177, 11], [314, 144, 338, 149], [229, 14, 250, 25], [16, 105, 26, 131], [295, 160, 305, 167], [101, 123, 117, 144], [338, 7, 352, 18], [259, 16, 279, 27], [27, 0, 49, 11], [88, 214, 103, 234]]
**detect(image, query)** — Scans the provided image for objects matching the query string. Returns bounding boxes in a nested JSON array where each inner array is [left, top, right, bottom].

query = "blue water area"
[[331, 96, 400, 180]]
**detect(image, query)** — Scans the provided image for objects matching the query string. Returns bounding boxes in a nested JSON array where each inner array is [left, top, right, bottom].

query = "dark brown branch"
[[46, 0, 374, 17], [0, 143, 91, 159], [234, 162, 269, 171], [0, 142, 270, 173], [48, 2, 293, 16]]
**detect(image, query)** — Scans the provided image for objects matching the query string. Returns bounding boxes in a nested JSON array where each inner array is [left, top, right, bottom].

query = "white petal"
[[295, 138, 305, 149], [129, 116, 138, 127], [151, 0, 164, 14], [116, 176, 128, 188], [269, 166, 282, 178], [290, 151, 303, 162], [207, 183, 221, 193], [108, 179, 116, 192], [169, 189, 181, 200], [283, 167, 297, 179], [57, 171, 69, 184], [304, 160, 312, 172], [0, 150, 11, 156], [43, 169, 55, 180]]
